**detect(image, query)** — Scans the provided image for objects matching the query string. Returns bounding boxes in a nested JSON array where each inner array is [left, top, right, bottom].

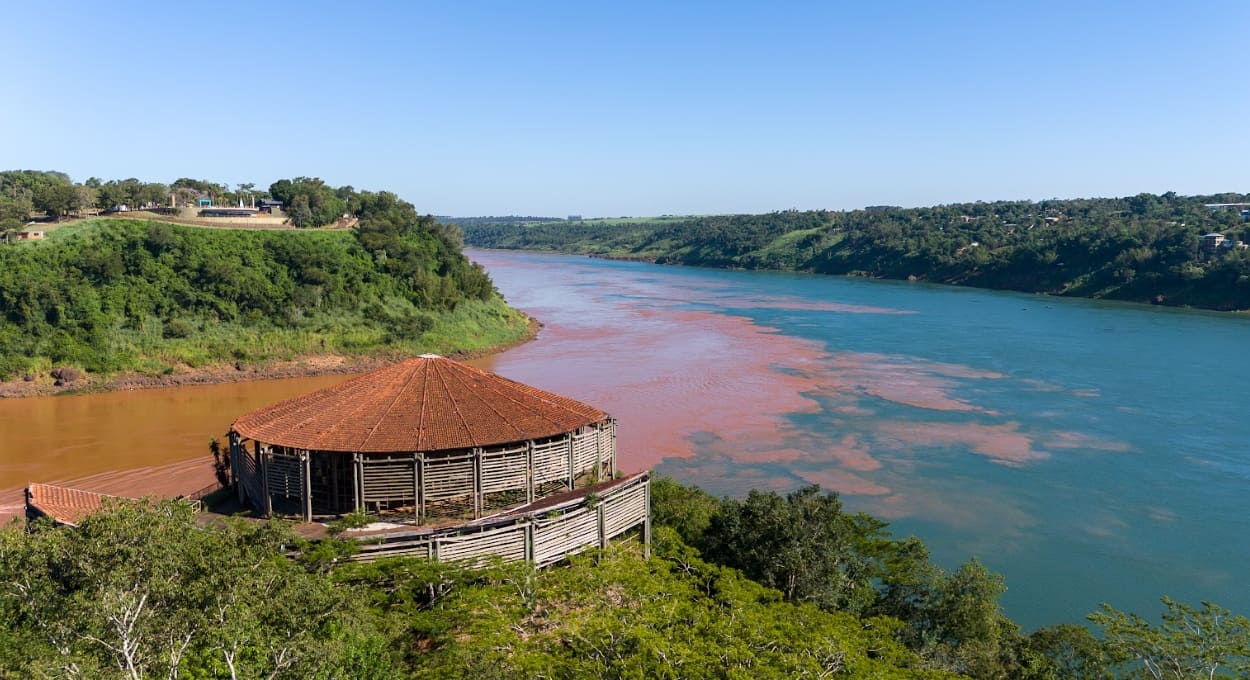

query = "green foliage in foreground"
[[0, 212, 529, 379], [0, 499, 953, 679], [1, 485, 1246, 678], [459, 192, 1250, 310], [1090, 598, 1250, 679], [649, 477, 1250, 680]]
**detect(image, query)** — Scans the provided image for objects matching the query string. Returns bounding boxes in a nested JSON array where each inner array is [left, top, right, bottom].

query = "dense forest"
[[458, 192, 1250, 311], [0, 171, 530, 381], [2, 480, 1245, 678]]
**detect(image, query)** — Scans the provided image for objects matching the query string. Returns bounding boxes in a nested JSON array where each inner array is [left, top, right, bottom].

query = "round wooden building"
[[229, 355, 617, 523]]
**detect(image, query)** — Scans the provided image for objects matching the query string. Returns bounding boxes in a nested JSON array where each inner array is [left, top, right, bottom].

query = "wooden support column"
[[301, 451, 312, 522], [597, 502, 607, 550], [610, 419, 618, 478], [417, 456, 425, 523], [594, 423, 603, 482], [230, 432, 243, 504], [353, 454, 363, 513], [412, 453, 420, 522], [260, 444, 272, 518], [526, 441, 534, 504], [524, 523, 535, 563], [567, 434, 575, 490], [473, 447, 483, 519], [642, 478, 651, 560]]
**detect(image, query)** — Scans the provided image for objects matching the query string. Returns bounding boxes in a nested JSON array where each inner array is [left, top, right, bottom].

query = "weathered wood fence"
[[350, 472, 650, 566], [230, 420, 617, 523]]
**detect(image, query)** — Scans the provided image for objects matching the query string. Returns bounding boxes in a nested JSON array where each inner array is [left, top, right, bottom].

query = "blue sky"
[[2, 1, 1247, 216]]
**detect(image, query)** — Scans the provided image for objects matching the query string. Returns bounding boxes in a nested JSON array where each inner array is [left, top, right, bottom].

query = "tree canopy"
[[458, 192, 1250, 310], [1, 480, 1244, 678]]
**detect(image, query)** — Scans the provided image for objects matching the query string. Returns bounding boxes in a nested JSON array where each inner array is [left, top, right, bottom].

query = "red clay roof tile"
[[26, 483, 118, 526], [231, 356, 608, 453]]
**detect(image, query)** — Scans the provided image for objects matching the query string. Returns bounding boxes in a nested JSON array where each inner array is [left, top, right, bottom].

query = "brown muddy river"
[[0, 374, 356, 520]]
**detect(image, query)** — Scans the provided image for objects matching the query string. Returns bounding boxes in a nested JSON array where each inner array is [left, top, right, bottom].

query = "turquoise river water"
[[468, 248, 1250, 630]]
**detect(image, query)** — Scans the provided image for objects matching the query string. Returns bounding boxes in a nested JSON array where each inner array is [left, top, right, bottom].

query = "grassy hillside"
[[0, 216, 530, 380], [458, 192, 1250, 310]]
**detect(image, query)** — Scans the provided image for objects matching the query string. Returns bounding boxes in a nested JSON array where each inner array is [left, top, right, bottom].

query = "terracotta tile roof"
[[231, 355, 609, 453], [26, 483, 120, 526]]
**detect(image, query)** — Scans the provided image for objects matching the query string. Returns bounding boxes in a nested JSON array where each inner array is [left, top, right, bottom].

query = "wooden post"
[[417, 456, 425, 523], [524, 522, 535, 563], [260, 446, 272, 518], [412, 453, 420, 522], [301, 451, 312, 522], [642, 478, 651, 560], [610, 419, 618, 478], [592, 425, 602, 482], [473, 448, 483, 519], [353, 454, 363, 513], [526, 441, 534, 504], [597, 502, 607, 550], [567, 434, 575, 490], [230, 432, 243, 504]]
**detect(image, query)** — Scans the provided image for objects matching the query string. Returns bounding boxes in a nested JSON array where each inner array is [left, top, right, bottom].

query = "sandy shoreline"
[[0, 317, 541, 399]]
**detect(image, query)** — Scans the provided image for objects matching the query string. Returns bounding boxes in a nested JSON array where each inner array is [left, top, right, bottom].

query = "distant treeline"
[[439, 215, 568, 226], [458, 192, 1250, 310], [0, 186, 527, 379], [3, 479, 1245, 678]]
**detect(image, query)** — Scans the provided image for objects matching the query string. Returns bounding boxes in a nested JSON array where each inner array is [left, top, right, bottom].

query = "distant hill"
[[457, 192, 1250, 311], [0, 211, 529, 382]]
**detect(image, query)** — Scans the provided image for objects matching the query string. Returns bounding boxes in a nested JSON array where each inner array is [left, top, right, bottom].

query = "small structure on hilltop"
[[198, 207, 256, 218], [1201, 232, 1228, 253], [258, 199, 283, 213]]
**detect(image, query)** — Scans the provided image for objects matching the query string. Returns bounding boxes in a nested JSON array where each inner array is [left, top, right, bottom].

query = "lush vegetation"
[[0, 185, 529, 380], [458, 192, 1250, 310], [3, 481, 1246, 678], [1, 170, 449, 232]]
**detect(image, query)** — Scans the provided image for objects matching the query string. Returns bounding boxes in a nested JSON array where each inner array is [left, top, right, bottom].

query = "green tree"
[[289, 194, 313, 228], [700, 485, 884, 613], [1089, 597, 1250, 679], [1021, 624, 1114, 679], [0, 499, 395, 678]]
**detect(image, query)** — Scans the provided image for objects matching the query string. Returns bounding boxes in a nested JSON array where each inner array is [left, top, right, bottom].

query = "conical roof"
[[231, 355, 608, 453]]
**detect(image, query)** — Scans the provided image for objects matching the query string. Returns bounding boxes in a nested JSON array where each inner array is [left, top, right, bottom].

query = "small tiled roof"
[[231, 355, 608, 453], [26, 483, 119, 526]]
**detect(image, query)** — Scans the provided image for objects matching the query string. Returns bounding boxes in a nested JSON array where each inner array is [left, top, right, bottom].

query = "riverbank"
[[0, 316, 542, 399], [459, 194, 1250, 313]]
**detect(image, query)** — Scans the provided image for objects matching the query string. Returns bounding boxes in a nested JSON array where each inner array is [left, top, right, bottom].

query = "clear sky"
[[2, 1, 1247, 217]]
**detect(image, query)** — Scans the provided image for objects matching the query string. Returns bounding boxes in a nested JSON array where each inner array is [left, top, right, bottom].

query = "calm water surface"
[[469, 249, 1250, 630], [2, 248, 1246, 630]]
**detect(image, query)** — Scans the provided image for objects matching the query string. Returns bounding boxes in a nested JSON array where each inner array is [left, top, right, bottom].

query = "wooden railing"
[[350, 473, 649, 566]]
